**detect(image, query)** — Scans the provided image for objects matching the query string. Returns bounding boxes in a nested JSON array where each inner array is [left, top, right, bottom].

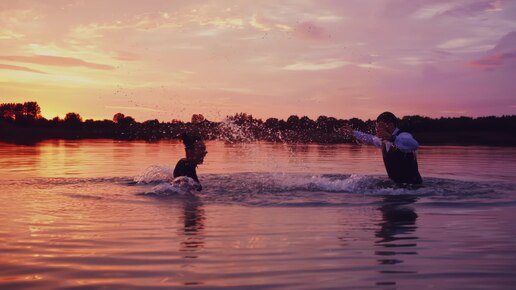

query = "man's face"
[[376, 121, 388, 134]]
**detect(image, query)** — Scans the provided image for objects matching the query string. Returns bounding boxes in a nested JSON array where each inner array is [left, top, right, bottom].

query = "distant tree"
[[122, 115, 135, 125], [113, 113, 125, 123], [0, 101, 41, 124], [140, 119, 161, 140], [1, 100, 515, 145], [64, 112, 82, 123], [264, 118, 280, 129], [60, 112, 82, 130], [299, 116, 315, 129], [22, 102, 41, 120], [142, 119, 160, 128], [116, 116, 136, 127], [13, 103, 23, 120], [227, 113, 257, 125], [111, 113, 135, 127], [316, 115, 328, 123], [286, 115, 300, 130], [348, 117, 366, 131], [191, 114, 205, 124], [0, 103, 16, 120]]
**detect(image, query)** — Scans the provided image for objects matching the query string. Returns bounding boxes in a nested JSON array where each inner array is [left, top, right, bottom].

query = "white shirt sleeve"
[[394, 132, 419, 152], [353, 130, 419, 152], [352, 130, 382, 148]]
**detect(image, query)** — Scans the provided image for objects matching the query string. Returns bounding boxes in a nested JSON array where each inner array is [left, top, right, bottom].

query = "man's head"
[[376, 112, 397, 135], [182, 133, 207, 165]]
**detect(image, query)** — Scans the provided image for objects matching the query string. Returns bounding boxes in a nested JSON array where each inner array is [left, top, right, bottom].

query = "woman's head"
[[182, 133, 207, 165]]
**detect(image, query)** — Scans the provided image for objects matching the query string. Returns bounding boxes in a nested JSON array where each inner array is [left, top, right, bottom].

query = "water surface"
[[1, 140, 515, 289]]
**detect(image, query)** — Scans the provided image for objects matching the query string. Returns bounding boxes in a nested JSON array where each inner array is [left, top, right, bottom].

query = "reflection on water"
[[180, 194, 205, 257], [375, 196, 419, 288], [179, 194, 205, 286]]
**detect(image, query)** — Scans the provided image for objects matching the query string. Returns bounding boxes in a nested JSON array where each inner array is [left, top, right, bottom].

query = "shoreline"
[[2, 102, 515, 146], [1, 127, 515, 146]]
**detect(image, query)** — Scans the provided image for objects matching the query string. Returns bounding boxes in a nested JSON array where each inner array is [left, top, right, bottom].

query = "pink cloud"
[[488, 31, 516, 54], [467, 31, 516, 70], [0, 63, 46, 74], [113, 51, 139, 61], [293, 22, 328, 40], [442, 0, 500, 17], [0, 55, 115, 70], [467, 51, 516, 70]]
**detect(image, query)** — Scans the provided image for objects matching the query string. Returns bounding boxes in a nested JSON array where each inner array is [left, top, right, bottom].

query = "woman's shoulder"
[[175, 158, 195, 170]]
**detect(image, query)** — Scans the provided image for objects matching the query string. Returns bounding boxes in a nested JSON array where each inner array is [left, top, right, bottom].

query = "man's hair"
[[181, 132, 202, 149], [376, 112, 398, 126]]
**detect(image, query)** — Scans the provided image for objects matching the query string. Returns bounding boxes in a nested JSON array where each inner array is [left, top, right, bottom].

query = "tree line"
[[1, 101, 515, 145]]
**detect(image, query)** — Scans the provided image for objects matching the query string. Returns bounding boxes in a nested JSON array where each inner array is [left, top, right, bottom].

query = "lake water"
[[1, 139, 515, 290]]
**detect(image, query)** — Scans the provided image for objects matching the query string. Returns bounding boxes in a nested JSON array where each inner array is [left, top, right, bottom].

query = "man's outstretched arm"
[[339, 125, 382, 148], [352, 130, 383, 148]]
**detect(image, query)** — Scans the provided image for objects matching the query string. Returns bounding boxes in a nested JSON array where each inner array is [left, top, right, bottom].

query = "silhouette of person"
[[174, 133, 207, 191], [340, 112, 422, 185]]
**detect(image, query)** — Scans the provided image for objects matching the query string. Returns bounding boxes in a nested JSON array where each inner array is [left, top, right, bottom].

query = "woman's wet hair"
[[376, 112, 398, 126], [181, 132, 203, 149]]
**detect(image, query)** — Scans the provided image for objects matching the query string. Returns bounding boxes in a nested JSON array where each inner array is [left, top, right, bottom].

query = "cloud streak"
[[0, 55, 115, 70], [0, 63, 46, 74], [467, 31, 516, 70], [467, 51, 516, 70], [283, 60, 350, 71], [441, 0, 501, 17]]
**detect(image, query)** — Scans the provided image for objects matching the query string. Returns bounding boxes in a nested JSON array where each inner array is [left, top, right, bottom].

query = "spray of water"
[[134, 165, 174, 184], [217, 116, 257, 143]]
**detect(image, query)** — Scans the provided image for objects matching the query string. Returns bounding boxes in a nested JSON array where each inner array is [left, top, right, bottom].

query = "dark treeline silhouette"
[[1, 102, 515, 145]]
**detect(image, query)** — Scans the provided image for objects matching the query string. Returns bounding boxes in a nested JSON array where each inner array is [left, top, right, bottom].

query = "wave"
[[132, 166, 514, 205], [5, 166, 513, 206]]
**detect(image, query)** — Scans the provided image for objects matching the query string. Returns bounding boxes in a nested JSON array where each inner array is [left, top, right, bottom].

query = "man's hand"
[[376, 127, 392, 141], [375, 121, 393, 141], [376, 131, 392, 141]]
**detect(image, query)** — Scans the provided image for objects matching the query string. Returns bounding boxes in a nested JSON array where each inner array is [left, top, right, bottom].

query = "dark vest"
[[381, 131, 422, 185]]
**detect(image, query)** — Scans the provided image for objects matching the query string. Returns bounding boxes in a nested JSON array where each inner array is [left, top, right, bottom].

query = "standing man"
[[340, 112, 422, 185]]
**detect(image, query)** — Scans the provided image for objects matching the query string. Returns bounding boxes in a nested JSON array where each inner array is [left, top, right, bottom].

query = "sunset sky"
[[1, 0, 515, 122]]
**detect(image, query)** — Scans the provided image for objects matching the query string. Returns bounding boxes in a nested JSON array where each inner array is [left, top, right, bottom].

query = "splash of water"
[[146, 178, 196, 196], [135, 166, 200, 196], [218, 116, 257, 143], [198, 173, 509, 198], [133, 165, 174, 184], [130, 164, 512, 205]]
